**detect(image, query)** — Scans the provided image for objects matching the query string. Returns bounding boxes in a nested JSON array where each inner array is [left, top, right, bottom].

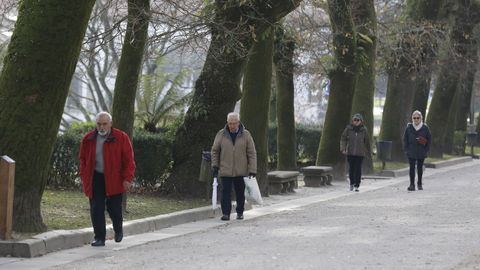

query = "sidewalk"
[[0, 157, 475, 268]]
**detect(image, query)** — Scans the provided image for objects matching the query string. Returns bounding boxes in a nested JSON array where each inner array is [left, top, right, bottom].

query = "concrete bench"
[[268, 171, 299, 194], [301, 166, 333, 187]]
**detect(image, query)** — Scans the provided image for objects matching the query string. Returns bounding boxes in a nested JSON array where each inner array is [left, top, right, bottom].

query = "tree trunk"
[[241, 27, 274, 195], [351, 0, 376, 173], [317, 0, 357, 180], [111, 0, 149, 213], [379, 54, 416, 162], [380, 0, 446, 162], [112, 0, 150, 138], [165, 0, 302, 196], [274, 26, 297, 171], [0, 0, 95, 232], [443, 90, 459, 154], [454, 46, 478, 132], [426, 0, 480, 157], [444, 44, 478, 154], [411, 74, 432, 118]]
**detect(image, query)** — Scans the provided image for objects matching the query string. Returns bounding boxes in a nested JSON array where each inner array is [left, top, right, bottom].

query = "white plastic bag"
[[244, 177, 263, 205]]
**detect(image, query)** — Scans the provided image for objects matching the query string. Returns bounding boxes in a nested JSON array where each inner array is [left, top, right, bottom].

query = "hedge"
[[48, 124, 321, 189], [268, 124, 321, 166], [48, 126, 173, 190]]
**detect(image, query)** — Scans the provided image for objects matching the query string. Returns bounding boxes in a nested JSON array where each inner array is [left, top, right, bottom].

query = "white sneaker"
[[355, 187, 359, 192]]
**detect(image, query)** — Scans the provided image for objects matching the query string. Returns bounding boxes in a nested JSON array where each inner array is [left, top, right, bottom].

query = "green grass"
[[41, 190, 209, 230]]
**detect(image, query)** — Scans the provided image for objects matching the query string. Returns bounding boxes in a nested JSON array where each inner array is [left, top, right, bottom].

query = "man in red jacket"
[[79, 112, 136, 247]]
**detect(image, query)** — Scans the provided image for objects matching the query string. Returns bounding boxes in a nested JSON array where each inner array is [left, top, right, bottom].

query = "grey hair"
[[227, 112, 240, 122], [96, 111, 113, 122], [412, 110, 422, 118]]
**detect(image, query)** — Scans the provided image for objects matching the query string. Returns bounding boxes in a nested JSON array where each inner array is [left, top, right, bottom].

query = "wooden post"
[[0, 155, 15, 240]]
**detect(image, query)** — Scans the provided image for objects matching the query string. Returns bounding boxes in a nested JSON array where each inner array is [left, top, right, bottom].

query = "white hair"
[[412, 110, 422, 118], [96, 112, 112, 122], [227, 112, 240, 122]]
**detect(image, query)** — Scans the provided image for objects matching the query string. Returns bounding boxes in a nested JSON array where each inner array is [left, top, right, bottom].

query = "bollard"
[[0, 155, 15, 240]]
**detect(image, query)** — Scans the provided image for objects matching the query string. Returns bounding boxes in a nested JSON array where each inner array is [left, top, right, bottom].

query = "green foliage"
[[452, 130, 466, 155], [48, 126, 174, 190], [268, 124, 322, 164], [132, 130, 173, 189], [136, 55, 192, 132], [49, 132, 83, 188]]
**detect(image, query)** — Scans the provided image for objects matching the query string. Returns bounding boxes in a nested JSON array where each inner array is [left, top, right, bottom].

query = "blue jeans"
[[221, 176, 245, 216]]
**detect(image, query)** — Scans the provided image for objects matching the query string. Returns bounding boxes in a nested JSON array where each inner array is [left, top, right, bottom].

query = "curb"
[[424, 156, 472, 168], [379, 156, 473, 177], [0, 205, 221, 258]]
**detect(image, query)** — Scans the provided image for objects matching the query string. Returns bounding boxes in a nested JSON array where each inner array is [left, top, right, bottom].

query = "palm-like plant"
[[136, 56, 192, 132]]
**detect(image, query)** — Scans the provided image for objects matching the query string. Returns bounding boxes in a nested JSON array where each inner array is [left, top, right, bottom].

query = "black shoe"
[[221, 215, 230, 221], [115, 232, 123, 243], [236, 214, 244, 220], [417, 185, 423, 190], [91, 239, 105, 247], [407, 185, 415, 191]]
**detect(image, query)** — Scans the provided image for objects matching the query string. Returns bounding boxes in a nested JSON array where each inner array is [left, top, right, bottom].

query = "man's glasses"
[[353, 119, 360, 122], [413, 117, 420, 119]]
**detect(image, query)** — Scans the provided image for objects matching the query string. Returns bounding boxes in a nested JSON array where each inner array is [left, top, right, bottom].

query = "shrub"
[[268, 124, 321, 166], [48, 126, 173, 190]]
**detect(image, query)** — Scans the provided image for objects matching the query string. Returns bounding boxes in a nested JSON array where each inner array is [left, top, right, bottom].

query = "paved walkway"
[[2, 160, 480, 270]]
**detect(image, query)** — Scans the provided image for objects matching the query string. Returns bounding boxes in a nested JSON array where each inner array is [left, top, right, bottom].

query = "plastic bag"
[[244, 177, 263, 205]]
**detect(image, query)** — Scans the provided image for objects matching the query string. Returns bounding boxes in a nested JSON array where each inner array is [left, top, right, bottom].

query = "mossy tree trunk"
[[409, 0, 447, 117], [165, 0, 302, 196], [0, 0, 95, 232], [112, 0, 150, 138], [426, 0, 480, 158], [350, 0, 376, 173], [444, 44, 478, 153], [454, 45, 478, 132], [316, 0, 357, 180], [111, 0, 150, 213], [379, 53, 417, 162], [411, 75, 432, 118], [274, 26, 297, 171], [241, 27, 274, 195], [443, 91, 459, 154], [379, 0, 445, 161]]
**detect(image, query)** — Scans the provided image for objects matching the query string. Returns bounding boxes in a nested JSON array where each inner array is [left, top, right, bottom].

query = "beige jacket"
[[211, 124, 257, 177]]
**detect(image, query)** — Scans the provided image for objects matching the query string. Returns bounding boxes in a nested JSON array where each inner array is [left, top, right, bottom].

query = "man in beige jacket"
[[211, 112, 257, 221]]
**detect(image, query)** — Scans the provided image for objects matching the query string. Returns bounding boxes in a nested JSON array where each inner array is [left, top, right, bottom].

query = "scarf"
[[412, 121, 423, 131], [352, 124, 362, 132]]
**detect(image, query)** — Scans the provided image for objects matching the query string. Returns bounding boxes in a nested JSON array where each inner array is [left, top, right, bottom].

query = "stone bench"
[[268, 171, 300, 194], [301, 166, 333, 187]]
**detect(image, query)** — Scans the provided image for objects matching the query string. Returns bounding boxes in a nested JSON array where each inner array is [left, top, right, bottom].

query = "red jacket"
[[79, 128, 136, 198]]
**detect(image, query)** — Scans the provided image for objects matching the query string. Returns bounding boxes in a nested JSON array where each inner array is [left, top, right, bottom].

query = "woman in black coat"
[[403, 110, 431, 191], [340, 113, 371, 192]]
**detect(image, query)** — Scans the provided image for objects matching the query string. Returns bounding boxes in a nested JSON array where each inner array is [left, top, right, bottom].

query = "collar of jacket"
[[223, 123, 245, 136], [86, 128, 117, 143], [347, 124, 365, 131]]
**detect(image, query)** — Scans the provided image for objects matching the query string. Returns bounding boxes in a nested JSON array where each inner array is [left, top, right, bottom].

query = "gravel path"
[[47, 161, 480, 270]]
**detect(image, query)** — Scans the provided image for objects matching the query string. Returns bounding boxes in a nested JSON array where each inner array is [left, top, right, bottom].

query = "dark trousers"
[[408, 158, 425, 186], [347, 155, 363, 187], [90, 171, 123, 241], [221, 176, 245, 216]]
